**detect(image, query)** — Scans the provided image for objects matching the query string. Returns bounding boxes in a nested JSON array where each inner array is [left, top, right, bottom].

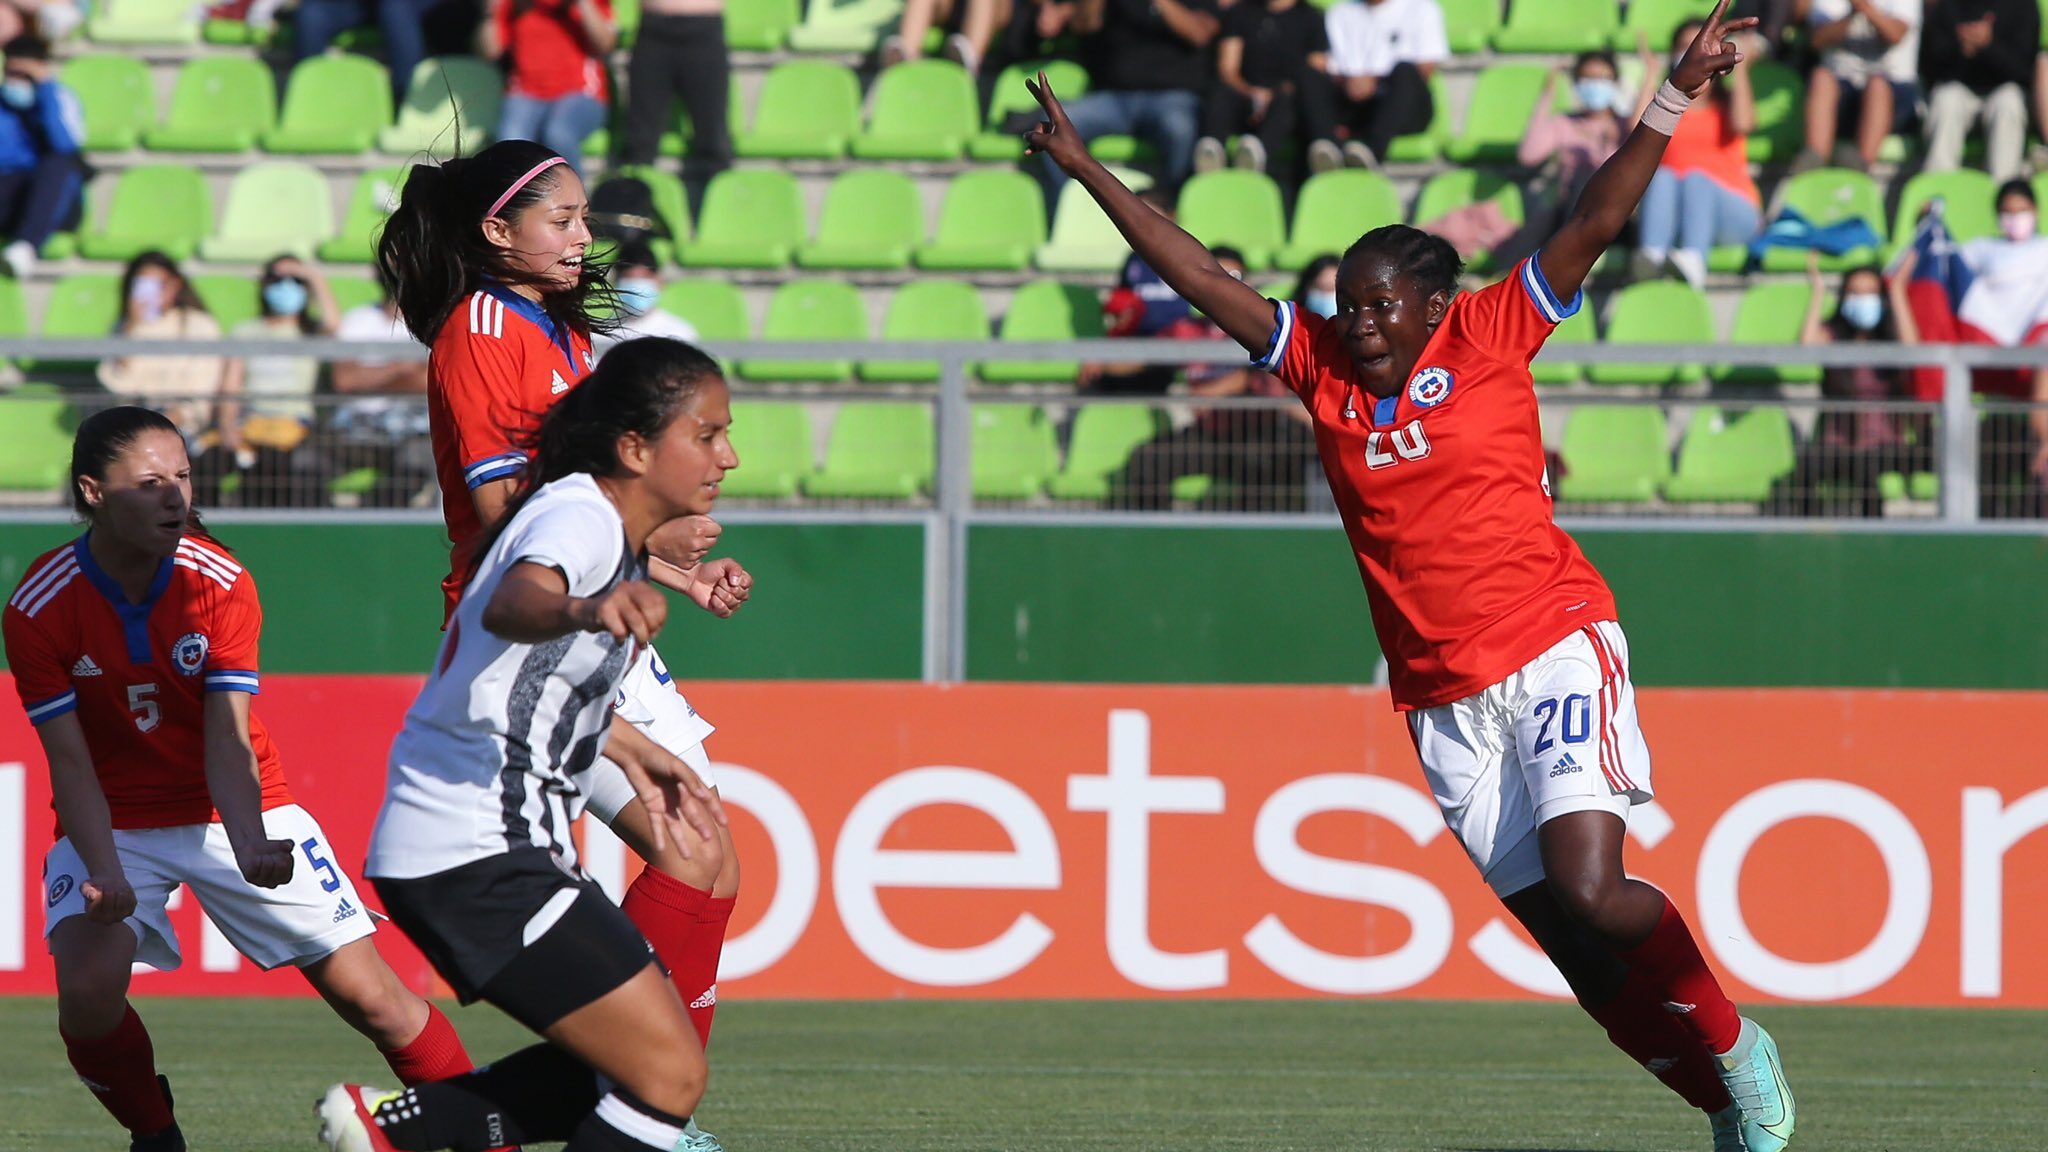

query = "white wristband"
[[1639, 80, 1693, 136]]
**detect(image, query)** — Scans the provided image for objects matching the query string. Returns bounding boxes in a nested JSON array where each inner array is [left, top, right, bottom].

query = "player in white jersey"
[[320, 338, 736, 1152]]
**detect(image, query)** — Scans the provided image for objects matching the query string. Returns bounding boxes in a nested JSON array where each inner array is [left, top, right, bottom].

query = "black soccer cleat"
[[129, 1074, 185, 1152]]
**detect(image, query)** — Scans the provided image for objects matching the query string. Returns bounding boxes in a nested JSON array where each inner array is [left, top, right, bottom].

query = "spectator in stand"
[[1771, 254, 1925, 516], [1796, 0, 1921, 173], [1321, 0, 1446, 169], [1903, 179, 2048, 517], [479, 0, 617, 178], [98, 252, 227, 444], [329, 278, 435, 508], [1084, 190, 1194, 395], [1633, 18, 1757, 290], [1114, 246, 1319, 511], [0, 34, 81, 279], [594, 240, 700, 357], [621, 0, 732, 203], [1194, 0, 1338, 179], [1494, 50, 1628, 268], [295, 0, 476, 106], [881, 0, 1010, 74], [195, 257, 341, 508], [1048, 0, 1219, 195], [1919, 0, 2036, 182]]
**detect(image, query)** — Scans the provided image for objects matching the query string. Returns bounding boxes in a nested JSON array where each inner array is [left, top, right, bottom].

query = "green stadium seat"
[[203, 15, 274, 45], [1383, 71, 1451, 164], [146, 57, 276, 152], [201, 163, 335, 262], [381, 56, 503, 156], [1438, 0, 1503, 52], [1177, 170, 1284, 271], [1760, 168, 1886, 272], [62, 56, 155, 152], [79, 163, 211, 262], [1892, 168, 1998, 250], [1613, 0, 1714, 52], [735, 61, 861, 159], [193, 273, 260, 332], [918, 168, 1047, 272], [1493, 0, 1617, 52], [982, 279, 1102, 384], [720, 401, 813, 498], [0, 386, 73, 492], [1663, 406, 1796, 503], [1588, 281, 1712, 386], [969, 59, 1089, 160], [861, 280, 990, 383], [852, 60, 978, 161], [87, 0, 200, 44], [785, 0, 903, 52], [1047, 404, 1165, 501], [1530, 304, 1595, 386], [972, 405, 1059, 500], [798, 169, 923, 270], [1280, 170, 1400, 271], [34, 275, 121, 374], [0, 279, 25, 371], [804, 402, 933, 500], [1411, 169, 1523, 270], [614, 0, 640, 44], [1036, 167, 1151, 272], [319, 166, 412, 263], [1745, 61, 1803, 163], [660, 279, 749, 341], [1714, 281, 1821, 386], [327, 275, 384, 315], [1556, 406, 1670, 503], [727, 0, 801, 49], [677, 168, 803, 268], [1446, 64, 1566, 165], [736, 278, 866, 382], [264, 54, 393, 154], [2034, 170, 2048, 219]]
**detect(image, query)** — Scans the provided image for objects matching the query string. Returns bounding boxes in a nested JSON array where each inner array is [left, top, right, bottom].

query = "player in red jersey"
[[375, 139, 745, 1151], [1027, 5, 1795, 1150], [2, 408, 479, 1152]]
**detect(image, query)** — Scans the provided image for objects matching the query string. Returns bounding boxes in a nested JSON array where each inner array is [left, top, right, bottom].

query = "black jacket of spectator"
[[1920, 0, 2037, 95], [1085, 0, 1220, 92], [1224, 0, 1327, 89]]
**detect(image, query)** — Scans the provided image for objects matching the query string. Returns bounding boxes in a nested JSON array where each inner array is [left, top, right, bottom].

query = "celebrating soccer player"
[[320, 338, 736, 1152], [1025, 3, 1795, 1150], [2, 408, 480, 1152], [375, 139, 747, 1151]]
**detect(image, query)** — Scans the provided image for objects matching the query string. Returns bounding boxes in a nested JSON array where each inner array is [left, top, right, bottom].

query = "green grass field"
[[0, 998, 2041, 1151]]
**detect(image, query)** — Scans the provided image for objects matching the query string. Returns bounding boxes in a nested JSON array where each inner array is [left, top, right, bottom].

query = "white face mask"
[[2000, 210, 2037, 242]]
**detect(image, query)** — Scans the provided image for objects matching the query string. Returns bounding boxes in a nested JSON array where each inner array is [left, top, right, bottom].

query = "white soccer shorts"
[[43, 803, 376, 971], [585, 644, 719, 825], [1405, 620, 1654, 898]]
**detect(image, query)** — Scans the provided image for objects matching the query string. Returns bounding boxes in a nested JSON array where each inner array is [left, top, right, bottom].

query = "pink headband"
[[486, 156, 568, 219]]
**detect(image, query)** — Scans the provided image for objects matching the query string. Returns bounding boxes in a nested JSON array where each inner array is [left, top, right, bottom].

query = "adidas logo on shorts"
[[1548, 754, 1583, 778], [689, 984, 717, 1010], [332, 898, 359, 924]]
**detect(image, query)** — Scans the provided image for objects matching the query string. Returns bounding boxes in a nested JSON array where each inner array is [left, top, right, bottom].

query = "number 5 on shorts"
[[1532, 693, 1592, 754], [300, 838, 343, 892]]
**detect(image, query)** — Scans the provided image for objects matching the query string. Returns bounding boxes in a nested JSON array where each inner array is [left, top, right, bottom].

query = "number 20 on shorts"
[[1532, 694, 1592, 754]]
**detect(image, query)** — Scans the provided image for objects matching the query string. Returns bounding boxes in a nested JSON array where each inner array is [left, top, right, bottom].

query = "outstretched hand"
[[1022, 72, 1092, 175], [1669, 0, 1756, 99]]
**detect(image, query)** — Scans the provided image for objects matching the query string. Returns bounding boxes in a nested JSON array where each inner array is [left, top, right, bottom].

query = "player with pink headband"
[[375, 138, 748, 1152]]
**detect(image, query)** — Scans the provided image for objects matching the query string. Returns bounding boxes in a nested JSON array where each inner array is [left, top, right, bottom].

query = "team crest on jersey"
[[47, 874, 72, 906], [172, 632, 209, 675], [1407, 366, 1453, 407]]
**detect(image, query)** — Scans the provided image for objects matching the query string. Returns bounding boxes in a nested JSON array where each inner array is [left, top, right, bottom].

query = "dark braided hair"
[[1343, 225, 1465, 302]]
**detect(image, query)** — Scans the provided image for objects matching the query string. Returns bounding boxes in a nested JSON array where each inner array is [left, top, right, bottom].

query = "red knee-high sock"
[[621, 865, 712, 990], [62, 1004, 175, 1137], [1585, 970, 1733, 1112], [381, 1002, 475, 1087], [681, 895, 736, 1049], [1617, 895, 1743, 1055]]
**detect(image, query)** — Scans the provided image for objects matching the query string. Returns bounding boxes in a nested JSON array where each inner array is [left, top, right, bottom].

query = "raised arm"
[[1535, 1, 1755, 304], [1024, 74, 1279, 354]]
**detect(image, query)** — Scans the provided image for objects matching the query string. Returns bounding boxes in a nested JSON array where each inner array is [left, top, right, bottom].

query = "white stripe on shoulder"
[[10, 551, 77, 610], [175, 541, 240, 582], [18, 563, 79, 617], [177, 538, 243, 575], [491, 297, 504, 339], [173, 555, 237, 591], [468, 291, 482, 335]]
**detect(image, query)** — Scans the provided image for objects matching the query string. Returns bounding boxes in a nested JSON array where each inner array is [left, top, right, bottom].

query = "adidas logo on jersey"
[[1548, 753, 1582, 778], [689, 984, 717, 1010], [70, 655, 101, 677], [332, 898, 359, 924], [550, 370, 569, 394]]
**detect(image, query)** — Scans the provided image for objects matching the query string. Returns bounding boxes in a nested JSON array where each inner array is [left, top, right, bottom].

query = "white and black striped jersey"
[[368, 473, 644, 880]]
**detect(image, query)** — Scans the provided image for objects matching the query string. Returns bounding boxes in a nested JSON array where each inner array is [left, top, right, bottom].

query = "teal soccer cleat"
[[1708, 1103, 1747, 1151], [1715, 1018, 1795, 1152], [676, 1116, 726, 1152]]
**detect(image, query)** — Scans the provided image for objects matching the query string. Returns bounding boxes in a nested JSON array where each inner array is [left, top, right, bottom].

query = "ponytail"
[[71, 405, 220, 545]]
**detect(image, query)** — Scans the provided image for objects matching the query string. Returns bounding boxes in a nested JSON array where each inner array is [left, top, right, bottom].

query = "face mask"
[[1574, 77, 1618, 113], [129, 275, 165, 321], [1840, 293, 1883, 332], [618, 278, 660, 317], [0, 79, 34, 110], [263, 278, 309, 316], [2000, 210, 2037, 242], [1306, 290, 1338, 318]]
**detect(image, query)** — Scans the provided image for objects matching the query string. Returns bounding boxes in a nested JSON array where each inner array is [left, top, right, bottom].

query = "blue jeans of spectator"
[[0, 153, 83, 250], [295, 0, 464, 104], [1637, 169, 1759, 258], [1041, 88, 1201, 198], [499, 93, 608, 177]]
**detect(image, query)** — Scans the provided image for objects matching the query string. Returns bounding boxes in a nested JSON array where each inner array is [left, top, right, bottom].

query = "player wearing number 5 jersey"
[[1026, 5, 1794, 1151], [1, 408, 478, 1152]]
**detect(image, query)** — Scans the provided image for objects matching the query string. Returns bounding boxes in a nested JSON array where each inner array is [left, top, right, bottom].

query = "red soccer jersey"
[[495, 0, 613, 102], [1257, 256, 1618, 710], [428, 285, 596, 619], [2, 534, 294, 835]]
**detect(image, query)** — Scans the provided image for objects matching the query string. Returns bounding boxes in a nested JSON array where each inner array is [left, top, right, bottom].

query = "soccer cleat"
[[317, 1083, 403, 1152], [130, 1075, 184, 1152], [676, 1116, 726, 1152], [1715, 1018, 1795, 1152], [1708, 1103, 1748, 1151]]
